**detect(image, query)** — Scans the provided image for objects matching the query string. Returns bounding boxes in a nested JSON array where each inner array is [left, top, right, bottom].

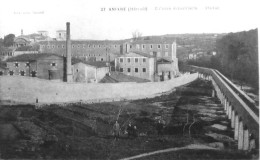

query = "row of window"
[[12, 62, 56, 67], [119, 57, 147, 63], [130, 44, 169, 50], [5, 70, 37, 77], [119, 67, 147, 73], [0, 52, 13, 56], [41, 44, 119, 49]]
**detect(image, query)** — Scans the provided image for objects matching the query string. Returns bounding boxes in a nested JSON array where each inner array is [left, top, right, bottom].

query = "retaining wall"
[[0, 73, 198, 104]]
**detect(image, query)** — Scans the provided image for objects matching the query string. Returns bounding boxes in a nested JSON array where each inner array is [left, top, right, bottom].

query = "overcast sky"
[[0, 0, 259, 40]]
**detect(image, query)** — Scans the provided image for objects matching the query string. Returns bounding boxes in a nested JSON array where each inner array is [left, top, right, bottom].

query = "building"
[[38, 40, 124, 62], [13, 30, 52, 48], [115, 51, 155, 81], [5, 53, 65, 81], [72, 59, 109, 83], [0, 47, 15, 60], [157, 58, 178, 81], [56, 30, 66, 41], [0, 66, 7, 76]]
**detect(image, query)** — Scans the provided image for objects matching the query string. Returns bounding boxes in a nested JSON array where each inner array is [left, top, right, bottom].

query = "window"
[[76, 69, 79, 72], [120, 58, 123, 63], [127, 58, 130, 63], [142, 44, 145, 49], [150, 45, 153, 49], [93, 45, 95, 48], [101, 58, 103, 61], [143, 68, 146, 72], [88, 45, 91, 48], [98, 45, 101, 48], [26, 62, 30, 67], [143, 58, 146, 63], [135, 68, 138, 73], [14, 62, 19, 68], [114, 45, 117, 48], [165, 52, 169, 57], [119, 68, 123, 72], [136, 44, 140, 49], [0, 71, 3, 76], [51, 62, 56, 66], [130, 45, 132, 49], [47, 45, 50, 48], [127, 68, 131, 72], [78, 45, 80, 48], [52, 45, 55, 48], [57, 45, 60, 48], [158, 44, 161, 49], [20, 70, 25, 76], [165, 44, 169, 49], [135, 58, 138, 63], [62, 45, 65, 48], [9, 70, 14, 76], [31, 71, 37, 77], [157, 52, 161, 57], [73, 45, 75, 48]]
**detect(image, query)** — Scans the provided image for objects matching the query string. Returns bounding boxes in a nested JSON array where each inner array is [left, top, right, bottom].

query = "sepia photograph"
[[0, 0, 259, 159]]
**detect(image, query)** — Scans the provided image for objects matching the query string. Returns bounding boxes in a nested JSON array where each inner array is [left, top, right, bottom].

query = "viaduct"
[[186, 65, 259, 151]]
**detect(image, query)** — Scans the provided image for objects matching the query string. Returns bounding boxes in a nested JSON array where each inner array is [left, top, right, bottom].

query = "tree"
[[132, 30, 142, 41], [3, 34, 15, 47]]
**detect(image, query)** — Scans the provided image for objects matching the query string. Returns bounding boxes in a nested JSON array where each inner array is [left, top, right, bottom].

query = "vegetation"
[[3, 34, 15, 47], [187, 29, 258, 90]]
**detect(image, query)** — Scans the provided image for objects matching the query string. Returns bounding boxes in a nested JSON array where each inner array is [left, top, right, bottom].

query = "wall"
[[116, 55, 153, 80], [0, 73, 198, 104], [72, 63, 86, 82], [36, 55, 64, 80]]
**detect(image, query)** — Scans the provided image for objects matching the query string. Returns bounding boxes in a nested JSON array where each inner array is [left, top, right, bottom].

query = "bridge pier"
[[243, 128, 249, 150], [231, 109, 235, 128], [238, 120, 244, 150], [234, 114, 239, 140], [228, 104, 232, 119]]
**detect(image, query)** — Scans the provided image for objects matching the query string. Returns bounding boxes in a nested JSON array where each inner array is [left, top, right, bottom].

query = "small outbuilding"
[[72, 58, 109, 83], [6, 53, 65, 81]]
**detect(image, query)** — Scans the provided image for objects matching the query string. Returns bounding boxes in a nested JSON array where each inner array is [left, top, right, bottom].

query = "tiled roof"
[[15, 45, 40, 51], [38, 39, 127, 45], [72, 57, 108, 68], [100, 71, 150, 83], [6, 53, 63, 62], [118, 51, 154, 58], [157, 58, 172, 64], [130, 37, 175, 44]]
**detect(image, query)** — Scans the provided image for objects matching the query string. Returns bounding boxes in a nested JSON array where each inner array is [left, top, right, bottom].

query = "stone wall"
[[0, 73, 198, 104]]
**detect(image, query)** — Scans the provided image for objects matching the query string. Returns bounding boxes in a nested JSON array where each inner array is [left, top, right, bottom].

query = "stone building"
[[72, 59, 109, 83], [5, 53, 65, 81], [115, 51, 155, 81], [56, 30, 66, 41], [38, 40, 124, 62]]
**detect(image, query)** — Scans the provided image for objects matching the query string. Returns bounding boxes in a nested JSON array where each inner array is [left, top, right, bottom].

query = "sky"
[[0, 0, 259, 40]]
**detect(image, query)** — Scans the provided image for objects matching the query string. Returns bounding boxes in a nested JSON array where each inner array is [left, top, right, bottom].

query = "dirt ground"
[[0, 79, 257, 159]]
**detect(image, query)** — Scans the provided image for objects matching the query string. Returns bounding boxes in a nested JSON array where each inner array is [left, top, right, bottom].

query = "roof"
[[130, 37, 176, 44], [6, 53, 63, 62], [15, 45, 40, 51], [100, 72, 150, 83], [118, 51, 154, 58], [38, 39, 126, 45], [56, 30, 66, 32], [72, 57, 108, 68], [157, 58, 172, 64]]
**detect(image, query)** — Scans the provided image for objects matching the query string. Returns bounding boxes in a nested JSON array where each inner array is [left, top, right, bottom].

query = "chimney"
[[171, 40, 177, 61], [66, 22, 73, 82], [21, 29, 23, 36]]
